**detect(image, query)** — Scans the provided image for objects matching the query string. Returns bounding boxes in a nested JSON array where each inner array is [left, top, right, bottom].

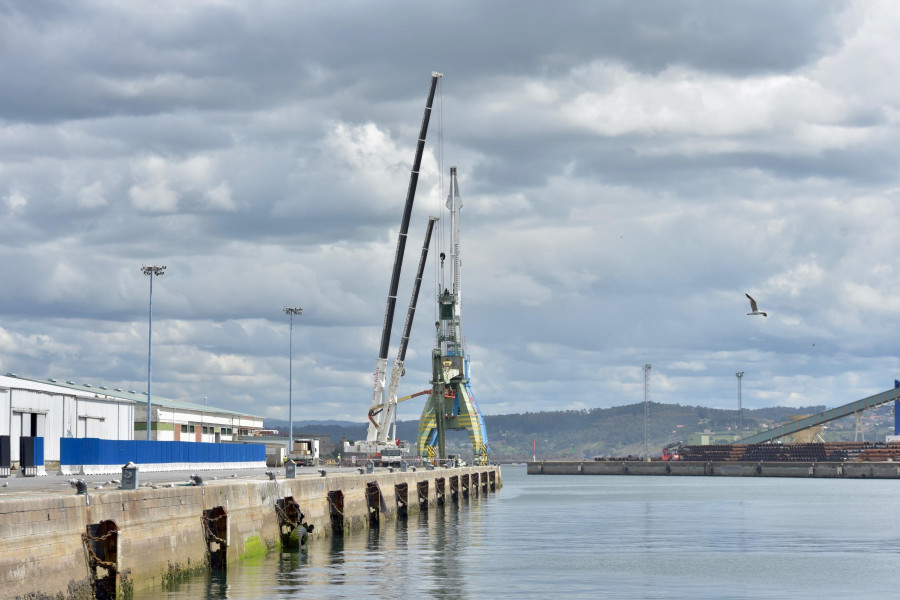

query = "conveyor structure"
[[738, 387, 900, 444]]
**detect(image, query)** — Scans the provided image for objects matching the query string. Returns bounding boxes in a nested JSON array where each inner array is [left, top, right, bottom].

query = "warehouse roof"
[[1, 373, 262, 420]]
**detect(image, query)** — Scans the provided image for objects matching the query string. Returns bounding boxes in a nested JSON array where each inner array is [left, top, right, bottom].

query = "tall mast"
[[446, 166, 463, 354]]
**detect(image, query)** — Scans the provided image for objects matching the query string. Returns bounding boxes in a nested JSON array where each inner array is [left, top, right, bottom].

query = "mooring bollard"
[[121, 462, 139, 490]]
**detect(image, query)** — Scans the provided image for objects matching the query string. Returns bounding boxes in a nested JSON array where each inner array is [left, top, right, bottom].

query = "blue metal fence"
[[61, 438, 264, 466]]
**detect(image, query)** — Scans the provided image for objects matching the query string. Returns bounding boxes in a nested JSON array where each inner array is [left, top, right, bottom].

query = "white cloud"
[[76, 181, 108, 209], [668, 361, 707, 372], [130, 180, 179, 212], [204, 181, 236, 211], [5, 191, 27, 214]]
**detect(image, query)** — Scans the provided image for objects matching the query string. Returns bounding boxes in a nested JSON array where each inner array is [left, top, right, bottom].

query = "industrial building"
[[133, 394, 264, 442], [0, 373, 265, 466]]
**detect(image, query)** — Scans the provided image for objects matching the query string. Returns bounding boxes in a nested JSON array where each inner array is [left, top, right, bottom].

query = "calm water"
[[138, 465, 900, 599]]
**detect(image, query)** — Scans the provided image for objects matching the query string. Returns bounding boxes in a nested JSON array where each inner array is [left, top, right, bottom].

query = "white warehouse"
[[0, 374, 134, 464], [0, 373, 266, 465]]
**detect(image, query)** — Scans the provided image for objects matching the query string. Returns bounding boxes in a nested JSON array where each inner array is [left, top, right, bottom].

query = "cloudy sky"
[[2, 1, 900, 424]]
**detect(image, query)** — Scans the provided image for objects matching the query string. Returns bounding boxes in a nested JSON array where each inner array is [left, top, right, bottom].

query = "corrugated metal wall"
[[3, 387, 133, 462], [60, 438, 265, 466]]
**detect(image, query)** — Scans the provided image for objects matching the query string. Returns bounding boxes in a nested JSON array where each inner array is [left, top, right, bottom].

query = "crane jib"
[[398, 216, 437, 363], [377, 73, 442, 361]]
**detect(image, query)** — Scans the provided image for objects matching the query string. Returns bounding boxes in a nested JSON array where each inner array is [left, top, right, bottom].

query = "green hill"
[[270, 401, 896, 462]]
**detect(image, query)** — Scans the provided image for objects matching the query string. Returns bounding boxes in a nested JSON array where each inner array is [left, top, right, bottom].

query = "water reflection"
[[133, 468, 900, 600], [275, 547, 306, 594], [199, 571, 225, 600]]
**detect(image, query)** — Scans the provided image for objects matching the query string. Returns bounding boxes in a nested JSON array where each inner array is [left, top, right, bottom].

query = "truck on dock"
[[289, 438, 320, 466]]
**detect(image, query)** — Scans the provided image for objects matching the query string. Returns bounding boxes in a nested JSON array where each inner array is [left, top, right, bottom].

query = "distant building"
[[688, 433, 710, 446], [134, 394, 264, 442]]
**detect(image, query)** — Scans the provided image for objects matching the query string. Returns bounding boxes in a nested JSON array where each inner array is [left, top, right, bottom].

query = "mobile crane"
[[343, 72, 442, 464]]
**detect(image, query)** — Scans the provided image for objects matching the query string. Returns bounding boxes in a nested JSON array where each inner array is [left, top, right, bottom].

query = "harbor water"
[[138, 464, 900, 599]]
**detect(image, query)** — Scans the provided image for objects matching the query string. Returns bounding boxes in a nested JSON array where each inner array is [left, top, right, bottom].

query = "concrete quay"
[[0, 464, 501, 600], [528, 460, 900, 479]]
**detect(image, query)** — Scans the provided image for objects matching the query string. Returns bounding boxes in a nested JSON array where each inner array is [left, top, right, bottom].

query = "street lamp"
[[284, 307, 303, 456], [736, 371, 745, 438], [142, 265, 166, 441]]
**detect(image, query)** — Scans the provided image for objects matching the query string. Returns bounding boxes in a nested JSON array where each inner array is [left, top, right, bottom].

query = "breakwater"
[[528, 460, 900, 478], [1, 465, 500, 600]]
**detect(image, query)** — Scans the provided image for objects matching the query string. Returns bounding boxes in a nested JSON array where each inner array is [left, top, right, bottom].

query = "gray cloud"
[[2, 0, 899, 427]]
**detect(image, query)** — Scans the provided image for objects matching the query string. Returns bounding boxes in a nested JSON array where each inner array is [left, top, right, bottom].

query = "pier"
[[0, 465, 501, 600], [528, 459, 899, 478]]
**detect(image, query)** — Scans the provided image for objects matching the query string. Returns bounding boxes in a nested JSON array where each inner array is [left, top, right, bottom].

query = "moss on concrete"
[[240, 535, 266, 559], [240, 535, 280, 561], [160, 558, 208, 590], [118, 573, 133, 600], [13, 577, 93, 600]]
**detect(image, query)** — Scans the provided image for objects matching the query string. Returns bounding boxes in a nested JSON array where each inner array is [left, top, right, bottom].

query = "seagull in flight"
[[745, 293, 767, 317]]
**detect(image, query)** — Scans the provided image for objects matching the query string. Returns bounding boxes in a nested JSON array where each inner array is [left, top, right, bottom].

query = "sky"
[[3, 1, 900, 424]]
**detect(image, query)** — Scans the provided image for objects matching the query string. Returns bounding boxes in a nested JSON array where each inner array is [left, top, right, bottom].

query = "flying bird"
[[745, 293, 767, 317]]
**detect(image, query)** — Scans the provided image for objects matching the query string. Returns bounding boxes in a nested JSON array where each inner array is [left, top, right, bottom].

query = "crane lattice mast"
[[418, 167, 490, 464]]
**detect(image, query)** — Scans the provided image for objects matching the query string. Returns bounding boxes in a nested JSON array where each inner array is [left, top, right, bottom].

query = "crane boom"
[[375, 216, 439, 443], [369, 72, 443, 430]]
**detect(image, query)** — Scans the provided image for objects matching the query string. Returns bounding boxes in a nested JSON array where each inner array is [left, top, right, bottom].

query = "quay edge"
[[0, 465, 501, 600], [527, 460, 900, 479]]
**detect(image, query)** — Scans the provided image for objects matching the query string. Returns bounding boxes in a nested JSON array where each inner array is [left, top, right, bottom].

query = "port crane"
[[418, 167, 490, 465], [343, 72, 442, 463]]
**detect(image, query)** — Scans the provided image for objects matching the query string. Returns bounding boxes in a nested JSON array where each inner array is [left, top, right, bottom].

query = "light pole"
[[141, 265, 166, 441], [736, 371, 744, 438], [284, 307, 303, 456]]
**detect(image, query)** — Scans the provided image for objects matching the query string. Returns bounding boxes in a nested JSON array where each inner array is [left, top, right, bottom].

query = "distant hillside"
[[265, 401, 895, 461]]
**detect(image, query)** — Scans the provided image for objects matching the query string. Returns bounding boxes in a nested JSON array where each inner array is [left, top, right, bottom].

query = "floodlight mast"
[[285, 307, 303, 454], [141, 264, 166, 440], [368, 72, 442, 437]]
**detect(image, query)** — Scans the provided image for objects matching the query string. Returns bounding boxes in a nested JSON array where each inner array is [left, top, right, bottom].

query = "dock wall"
[[0, 466, 501, 599], [528, 460, 900, 479]]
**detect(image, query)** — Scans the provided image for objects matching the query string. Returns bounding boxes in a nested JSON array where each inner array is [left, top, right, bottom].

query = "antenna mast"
[[644, 364, 651, 458]]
